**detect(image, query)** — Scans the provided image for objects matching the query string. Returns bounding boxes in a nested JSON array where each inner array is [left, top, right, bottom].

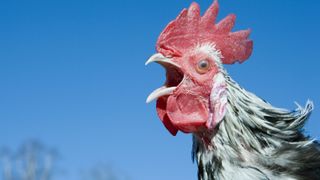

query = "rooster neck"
[[193, 134, 272, 180], [192, 75, 320, 180], [193, 134, 320, 180]]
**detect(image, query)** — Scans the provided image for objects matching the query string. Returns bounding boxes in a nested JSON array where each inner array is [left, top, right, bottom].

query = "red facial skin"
[[156, 49, 220, 135]]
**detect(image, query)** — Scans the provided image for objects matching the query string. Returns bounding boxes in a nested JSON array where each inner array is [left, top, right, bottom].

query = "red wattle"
[[156, 96, 178, 136], [166, 94, 208, 133]]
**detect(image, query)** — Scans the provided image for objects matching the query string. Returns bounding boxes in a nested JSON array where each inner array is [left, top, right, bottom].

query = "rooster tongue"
[[156, 96, 179, 136]]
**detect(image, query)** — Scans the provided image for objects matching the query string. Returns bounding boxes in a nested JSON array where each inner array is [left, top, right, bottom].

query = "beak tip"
[[145, 58, 153, 66], [146, 98, 152, 104], [145, 53, 166, 67]]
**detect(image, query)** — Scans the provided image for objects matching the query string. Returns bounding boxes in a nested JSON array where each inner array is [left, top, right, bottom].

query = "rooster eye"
[[196, 60, 210, 74]]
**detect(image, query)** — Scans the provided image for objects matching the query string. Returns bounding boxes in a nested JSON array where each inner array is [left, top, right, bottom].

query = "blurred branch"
[[0, 140, 59, 180], [0, 147, 12, 180], [1, 141, 130, 180], [81, 163, 131, 180]]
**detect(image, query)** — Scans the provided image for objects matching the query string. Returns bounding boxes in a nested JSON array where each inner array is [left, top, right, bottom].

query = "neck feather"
[[192, 72, 319, 180]]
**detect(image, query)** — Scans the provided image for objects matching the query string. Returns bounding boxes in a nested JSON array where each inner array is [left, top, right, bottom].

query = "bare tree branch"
[[0, 147, 12, 180], [81, 163, 131, 180], [0, 140, 59, 180]]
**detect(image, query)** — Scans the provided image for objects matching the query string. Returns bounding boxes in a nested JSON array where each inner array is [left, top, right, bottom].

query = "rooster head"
[[146, 0, 253, 136]]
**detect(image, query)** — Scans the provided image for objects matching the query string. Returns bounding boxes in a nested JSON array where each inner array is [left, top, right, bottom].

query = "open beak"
[[145, 53, 184, 103]]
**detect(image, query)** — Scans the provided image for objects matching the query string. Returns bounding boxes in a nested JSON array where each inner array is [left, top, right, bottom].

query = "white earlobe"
[[206, 73, 228, 129]]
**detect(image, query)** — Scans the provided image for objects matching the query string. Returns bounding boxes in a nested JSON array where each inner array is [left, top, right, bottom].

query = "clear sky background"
[[0, 0, 319, 179]]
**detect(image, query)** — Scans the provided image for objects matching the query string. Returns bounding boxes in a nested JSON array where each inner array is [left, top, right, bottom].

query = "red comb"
[[156, 0, 253, 64]]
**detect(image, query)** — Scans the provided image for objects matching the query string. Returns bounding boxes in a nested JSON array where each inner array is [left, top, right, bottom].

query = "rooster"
[[146, 1, 320, 180]]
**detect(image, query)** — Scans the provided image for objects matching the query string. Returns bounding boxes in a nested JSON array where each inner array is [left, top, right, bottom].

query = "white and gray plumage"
[[193, 72, 319, 180], [146, 1, 320, 180]]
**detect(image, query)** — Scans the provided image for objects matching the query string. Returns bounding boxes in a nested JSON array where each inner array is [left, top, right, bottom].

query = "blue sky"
[[0, 0, 319, 179]]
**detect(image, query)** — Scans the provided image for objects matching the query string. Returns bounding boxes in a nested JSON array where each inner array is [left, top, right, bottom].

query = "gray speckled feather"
[[193, 73, 320, 180]]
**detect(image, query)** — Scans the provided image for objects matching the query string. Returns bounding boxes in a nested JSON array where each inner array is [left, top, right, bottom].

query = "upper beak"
[[145, 53, 181, 68], [145, 53, 182, 103]]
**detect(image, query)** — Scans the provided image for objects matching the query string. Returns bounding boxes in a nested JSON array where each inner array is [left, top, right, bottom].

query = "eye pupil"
[[200, 61, 208, 68], [196, 60, 210, 74]]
